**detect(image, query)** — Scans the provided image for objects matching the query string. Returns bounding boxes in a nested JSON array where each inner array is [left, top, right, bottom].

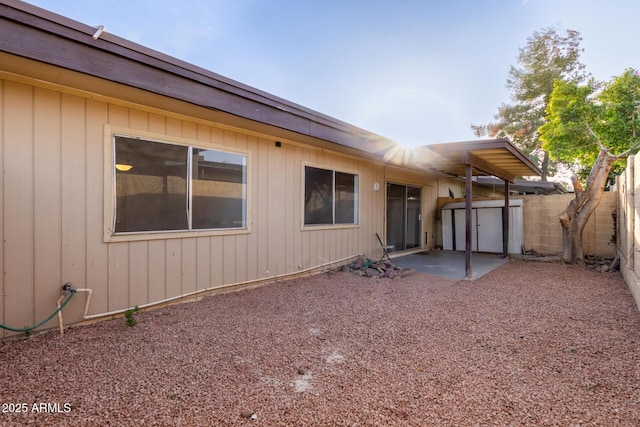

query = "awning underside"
[[421, 138, 542, 182]]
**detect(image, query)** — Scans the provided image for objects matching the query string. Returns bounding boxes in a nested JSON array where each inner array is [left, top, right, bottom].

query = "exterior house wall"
[[0, 76, 398, 338]]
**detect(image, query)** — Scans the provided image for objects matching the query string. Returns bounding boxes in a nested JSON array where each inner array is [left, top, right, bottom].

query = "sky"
[[24, 0, 640, 147]]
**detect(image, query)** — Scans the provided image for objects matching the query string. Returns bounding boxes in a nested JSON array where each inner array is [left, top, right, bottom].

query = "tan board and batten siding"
[[1, 76, 422, 338]]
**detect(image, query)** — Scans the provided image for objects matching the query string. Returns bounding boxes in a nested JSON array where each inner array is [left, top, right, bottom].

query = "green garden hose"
[[0, 288, 76, 333]]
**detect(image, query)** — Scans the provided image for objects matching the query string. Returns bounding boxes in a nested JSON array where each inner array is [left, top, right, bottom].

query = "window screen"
[[192, 148, 246, 229], [304, 166, 358, 226], [335, 171, 357, 224]]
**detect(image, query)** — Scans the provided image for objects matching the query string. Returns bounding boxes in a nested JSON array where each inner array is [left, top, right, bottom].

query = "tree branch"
[[585, 120, 640, 160], [571, 174, 583, 196], [611, 138, 640, 160], [584, 121, 608, 153]]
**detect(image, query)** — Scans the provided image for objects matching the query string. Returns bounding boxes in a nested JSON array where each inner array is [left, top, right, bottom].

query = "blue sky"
[[25, 0, 640, 146]]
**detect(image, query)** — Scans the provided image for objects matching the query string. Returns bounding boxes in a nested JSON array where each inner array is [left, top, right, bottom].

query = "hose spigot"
[[62, 283, 76, 294]]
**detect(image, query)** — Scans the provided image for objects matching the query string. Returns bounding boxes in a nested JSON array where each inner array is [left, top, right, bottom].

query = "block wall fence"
[[617, 155, 640, 310], [522, 192, 617, 259]]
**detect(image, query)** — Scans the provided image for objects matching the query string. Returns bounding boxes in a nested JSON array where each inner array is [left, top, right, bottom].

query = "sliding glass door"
[[386, 184, 422, 252]]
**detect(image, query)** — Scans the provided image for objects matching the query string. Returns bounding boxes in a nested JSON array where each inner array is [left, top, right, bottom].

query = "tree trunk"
[[540, 150, 550, 182], [558, 149, 614, 263]]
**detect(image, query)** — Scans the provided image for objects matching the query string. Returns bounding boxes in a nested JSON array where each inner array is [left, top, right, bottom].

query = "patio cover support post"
[[465, 164, 473, 279], [503, 180, 510, 257]]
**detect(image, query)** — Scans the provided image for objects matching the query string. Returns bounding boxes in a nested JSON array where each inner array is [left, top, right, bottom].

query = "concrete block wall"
[[522, 195, 563, 255], [523, 192, 617, 258], [583, 192, 618, 258], [618, 155, 640, 310]]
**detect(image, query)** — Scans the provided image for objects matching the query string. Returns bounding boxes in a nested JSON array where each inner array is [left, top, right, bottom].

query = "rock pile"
[[585, 255, 619, 273], [345, 256, 415, 279]]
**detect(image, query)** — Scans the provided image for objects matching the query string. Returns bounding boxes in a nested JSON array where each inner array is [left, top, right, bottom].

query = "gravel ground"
[[2, 259, 640, 426]]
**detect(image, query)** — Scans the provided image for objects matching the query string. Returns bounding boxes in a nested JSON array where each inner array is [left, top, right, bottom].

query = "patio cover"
[[422, 138, 541, 279], [423, 138, 540, 182]]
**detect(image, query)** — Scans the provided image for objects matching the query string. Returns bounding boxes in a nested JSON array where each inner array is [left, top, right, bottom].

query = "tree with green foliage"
[[539, 69, 640, 263], [472, 28, 587, 180]]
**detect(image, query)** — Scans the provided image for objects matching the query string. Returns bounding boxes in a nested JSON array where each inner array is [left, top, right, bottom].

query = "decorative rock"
[[344, 257, 414, 279], [352, 256, 366, 270], [297, 367, 306, 375], [241, 410, 255, 418], [365, 268, 380, 277]]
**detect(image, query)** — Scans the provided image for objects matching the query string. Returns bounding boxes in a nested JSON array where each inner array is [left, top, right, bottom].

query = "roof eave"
[[423, 138, 542, 181], [0, 0, 398, 158]]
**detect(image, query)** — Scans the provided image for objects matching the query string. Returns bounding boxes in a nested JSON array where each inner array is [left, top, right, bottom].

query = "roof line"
[[0, 0, 388, 144]]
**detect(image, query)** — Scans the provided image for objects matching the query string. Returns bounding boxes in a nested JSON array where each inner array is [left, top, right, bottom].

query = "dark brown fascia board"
[[0, 49, 409, 171], [0, 0, 342, 127], [0, 0, 397, 158]]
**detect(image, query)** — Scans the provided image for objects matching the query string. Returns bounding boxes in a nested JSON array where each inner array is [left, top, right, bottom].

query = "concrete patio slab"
[[392, 250, 508, 280]]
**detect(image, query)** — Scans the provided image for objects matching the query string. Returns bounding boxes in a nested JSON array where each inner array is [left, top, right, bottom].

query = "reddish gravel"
[[1, 259, 640, 426]]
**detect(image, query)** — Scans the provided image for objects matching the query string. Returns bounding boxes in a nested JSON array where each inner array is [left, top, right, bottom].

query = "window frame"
[[104, 125, 251, 242], [301, 162, 360, 230]]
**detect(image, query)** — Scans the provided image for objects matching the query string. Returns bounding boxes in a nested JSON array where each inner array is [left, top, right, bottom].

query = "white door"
[[454, 208, 478, 251], [442, 209, 453, 250], [476, 208, 503, 253]]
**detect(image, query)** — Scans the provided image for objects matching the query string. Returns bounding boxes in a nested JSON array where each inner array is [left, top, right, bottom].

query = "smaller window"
[[304, 166, 358, 226], [191, 148, 247, 230]]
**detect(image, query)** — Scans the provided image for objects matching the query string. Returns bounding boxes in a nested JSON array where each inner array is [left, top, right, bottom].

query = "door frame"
[[385, 183, 422, 253]]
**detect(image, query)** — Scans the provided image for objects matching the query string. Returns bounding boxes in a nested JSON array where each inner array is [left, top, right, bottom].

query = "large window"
[[113, 135, 247, 233], [304, 166, 358, 226]]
